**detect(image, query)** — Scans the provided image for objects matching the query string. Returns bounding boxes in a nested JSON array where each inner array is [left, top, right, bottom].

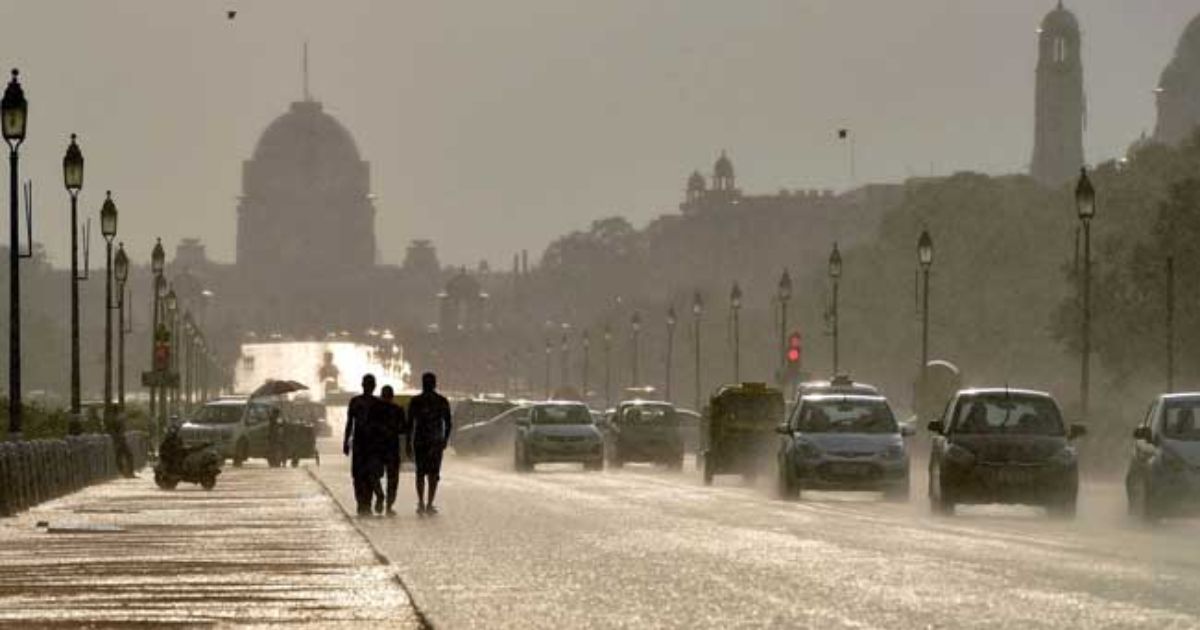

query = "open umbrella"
[[249, 379, 309, 401]]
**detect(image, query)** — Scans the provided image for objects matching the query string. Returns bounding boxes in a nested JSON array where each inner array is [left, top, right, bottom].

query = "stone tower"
[[1154, 14, 1200, 146], [1030, 2, 1085, 187]]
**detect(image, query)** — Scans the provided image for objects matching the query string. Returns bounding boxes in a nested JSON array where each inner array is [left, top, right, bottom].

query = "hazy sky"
[[0, 1, 1195, 270]]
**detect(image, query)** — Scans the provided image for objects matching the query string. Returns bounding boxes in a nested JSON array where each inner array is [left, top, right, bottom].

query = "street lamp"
[[1076, 167, 1095, 422], [63, 134, 84, 421], [544, 338, 553, 399], [581, 330, 591, 400], [730, 282, 742, 382], [630, 312, 642, 388], [603, 324, 612, 409], [665, 305, 677, 402], [777, 269, 792, 371], [560, 332, 569, 390], [165, 287, 178, 416], [692, 291, 703, 411], [114, 243, 129, 411], [100, 192, 118, 424], [828, 243, 842, 376], [917, 230, 933, 370], [3, 69, 27, 439], [150, 238, 165, 425]]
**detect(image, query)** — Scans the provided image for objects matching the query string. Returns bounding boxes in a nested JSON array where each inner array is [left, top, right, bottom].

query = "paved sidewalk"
[[0, 464, 420, 628]]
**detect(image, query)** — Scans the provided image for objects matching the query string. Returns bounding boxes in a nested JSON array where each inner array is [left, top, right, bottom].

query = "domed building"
[[237, 98, 376, 279], [1154, 13, 1200, 146]]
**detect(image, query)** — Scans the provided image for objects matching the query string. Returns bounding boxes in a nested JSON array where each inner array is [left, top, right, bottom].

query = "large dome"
[[1040, 3, 1078, 33], [251, 100, 362, 166]]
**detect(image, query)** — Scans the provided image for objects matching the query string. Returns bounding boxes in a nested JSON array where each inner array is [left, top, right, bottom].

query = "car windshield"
[[718, 395, 783, 426], [532, 405, 592, 425], [1162, 401, 1200, 441], [623, 405, 675, 424], [192, 405, 243, 425], [797, 398, 896, 434], [953, 395, 1064, 436]]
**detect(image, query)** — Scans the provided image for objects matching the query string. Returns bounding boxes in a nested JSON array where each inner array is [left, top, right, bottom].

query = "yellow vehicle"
[[700, 383, 785, 485]]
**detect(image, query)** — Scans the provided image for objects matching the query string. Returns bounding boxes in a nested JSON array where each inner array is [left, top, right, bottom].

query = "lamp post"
[[581, 330, 590, 400], [917, 230, 933, 370], [692, 292, 703, 411], [665, 305, 677, 402], [150, 239, 164, 423], [777, 270, 792, 370], [560, 332, 569, 390], [630, 312, 642, 388], [1167, 256, 1175, 393], [730, 282, 742, 383], [3, 69, 27, 439], [603, 324, 612, 409], [165, 288, 177, 417], [63, 134, 84, 421], [100, 192, 118, 424], [1076, 168, 1095, 422], [544, 338, 552, 399], [828, 243, 842, 376], [114, 243, 129, 411]]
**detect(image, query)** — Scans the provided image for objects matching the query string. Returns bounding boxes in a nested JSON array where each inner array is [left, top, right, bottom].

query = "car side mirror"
[[900, 424, 916, 438], [927, 420, 945, 434], [1132, 426, 1151, 442], [1068, 423, 1087, 440]]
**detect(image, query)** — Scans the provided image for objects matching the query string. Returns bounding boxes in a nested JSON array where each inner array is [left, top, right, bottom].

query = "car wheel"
[[929, 465, 954, 516], [233, 441, 247, 468], [200, 476, 217, 491], [775, 461, 798, 500], [1128, 475, 1159, 523]]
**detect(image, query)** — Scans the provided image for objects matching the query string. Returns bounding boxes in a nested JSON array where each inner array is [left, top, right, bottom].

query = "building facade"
[[1155, 14, 1200, 146], [1030, 2, 1085, 187]]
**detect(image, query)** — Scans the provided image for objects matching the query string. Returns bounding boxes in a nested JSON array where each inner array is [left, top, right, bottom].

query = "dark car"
[[602, 401, 684, 469], [927, 388, 1085, 517], [1126, 393, 1200, 521], [776, 394, 912, 500]]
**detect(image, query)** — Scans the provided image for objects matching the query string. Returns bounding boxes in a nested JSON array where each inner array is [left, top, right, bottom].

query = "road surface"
[[313, 421, 1200, 629]]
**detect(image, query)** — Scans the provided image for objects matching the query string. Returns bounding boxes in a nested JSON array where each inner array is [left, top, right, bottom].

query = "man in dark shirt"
[[376, 386, 409, 516], [344, 374, 381, 516], [408, 372, 452, 515]]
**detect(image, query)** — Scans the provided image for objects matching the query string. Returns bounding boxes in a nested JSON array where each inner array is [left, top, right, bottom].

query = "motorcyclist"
[[159, 424, 186, 473]]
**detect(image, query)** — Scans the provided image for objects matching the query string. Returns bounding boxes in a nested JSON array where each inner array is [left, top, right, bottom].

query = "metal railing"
[[0, 431, 148, 517]]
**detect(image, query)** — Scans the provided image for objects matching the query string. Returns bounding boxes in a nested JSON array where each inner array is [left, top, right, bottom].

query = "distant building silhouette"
[[1155, 14, 1200, 146], [1031, 2, 1085, 187], [679, 151, 839, 217]]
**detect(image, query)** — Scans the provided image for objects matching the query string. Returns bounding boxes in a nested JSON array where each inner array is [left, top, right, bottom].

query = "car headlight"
[[884, 444, 906, 460], [1047, 446, 1077, 467], [944, 444, 976, 466]]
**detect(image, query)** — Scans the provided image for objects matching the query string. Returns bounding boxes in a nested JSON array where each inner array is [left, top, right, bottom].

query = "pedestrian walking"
[[408, 372, 452, 515], [375, 386, 409, 516], [344, 374, 384, 516]]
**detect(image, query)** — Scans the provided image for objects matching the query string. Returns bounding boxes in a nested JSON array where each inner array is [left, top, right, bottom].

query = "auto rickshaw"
[[700, 382, 785, 485]]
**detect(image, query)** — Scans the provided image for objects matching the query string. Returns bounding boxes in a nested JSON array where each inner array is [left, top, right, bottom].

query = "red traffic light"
[[786, 332, 802, 364]]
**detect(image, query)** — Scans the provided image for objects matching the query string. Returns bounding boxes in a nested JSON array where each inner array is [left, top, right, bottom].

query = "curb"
[[305, 466, 434, 630]]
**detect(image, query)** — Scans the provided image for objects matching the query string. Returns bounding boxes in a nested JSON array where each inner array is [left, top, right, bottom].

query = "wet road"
[[315, 429, 1200, 629], [0, 465, 417, 628]]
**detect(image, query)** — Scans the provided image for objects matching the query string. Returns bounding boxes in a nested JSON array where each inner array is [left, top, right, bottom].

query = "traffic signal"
[[786, 333, 802, 365]]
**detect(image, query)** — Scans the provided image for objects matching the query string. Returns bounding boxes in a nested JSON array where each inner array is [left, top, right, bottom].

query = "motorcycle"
[[155, 443, 223, 491]]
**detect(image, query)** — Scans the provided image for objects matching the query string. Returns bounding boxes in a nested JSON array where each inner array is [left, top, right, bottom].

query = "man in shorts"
[[407, 372, 452, 515]]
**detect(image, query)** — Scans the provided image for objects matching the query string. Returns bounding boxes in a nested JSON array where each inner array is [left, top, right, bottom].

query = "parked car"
[[601, 401, 684, 469], [1126, 393, 1200, 521], [700, 383, 785, 485], [514, 402, 604, 471], [776, 393, 912, 500], [179, 398, 297, 467], [927, 388, 1085, 517]]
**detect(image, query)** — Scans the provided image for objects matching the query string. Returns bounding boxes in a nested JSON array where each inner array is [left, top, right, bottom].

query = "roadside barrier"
[[0, 431, 148, 517]]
